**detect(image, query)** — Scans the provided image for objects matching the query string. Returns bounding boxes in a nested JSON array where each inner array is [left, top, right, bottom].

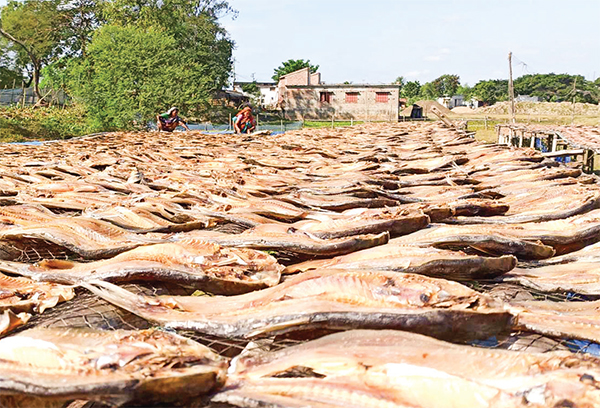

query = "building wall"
[[259, 86, 278, 108], [310, 72, 321, 85], [279, 67, 311, 87], [283, 86, 400, 121]]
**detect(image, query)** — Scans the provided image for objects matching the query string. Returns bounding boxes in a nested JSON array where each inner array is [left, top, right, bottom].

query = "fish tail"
[[80, 280, 150, 317]]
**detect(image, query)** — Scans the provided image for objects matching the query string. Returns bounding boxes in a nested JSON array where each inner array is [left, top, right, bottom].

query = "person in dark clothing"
[[157, 107, 190, 132]]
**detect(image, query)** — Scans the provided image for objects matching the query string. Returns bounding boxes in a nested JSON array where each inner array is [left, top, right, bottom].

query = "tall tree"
[[470, 79, 508, 105], [102, 0, 234, 93], [69, 24, 213, 130], [420, 81, 437, 99], [272, 59, 319, 82], [431, 74, 460, 97], [0, 0, 65, 99], [401, 80, 421, 100]]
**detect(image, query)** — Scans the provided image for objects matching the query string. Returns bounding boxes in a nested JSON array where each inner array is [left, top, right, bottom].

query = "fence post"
[[331, 113, 334, 129], [351, 118, 353, 126], [484, 116, 488, 130], [228, 113, 232, 131], [256, 113, 259, 130], [280, 119, 283, 132]]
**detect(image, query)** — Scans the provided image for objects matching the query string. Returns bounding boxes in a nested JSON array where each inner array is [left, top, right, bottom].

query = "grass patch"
[[0, 105, 91, 142]]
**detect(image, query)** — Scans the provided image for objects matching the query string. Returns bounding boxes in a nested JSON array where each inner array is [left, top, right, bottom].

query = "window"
[[345, 92, 359, 103], [375, 92, 390, 103], [320, 91, 332, 103]]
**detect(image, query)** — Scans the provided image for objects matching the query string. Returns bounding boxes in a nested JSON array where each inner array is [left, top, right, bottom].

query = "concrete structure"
[[438, 95, 465, 109], [233, 81, 279, 109], [278, 68, 400, 121]]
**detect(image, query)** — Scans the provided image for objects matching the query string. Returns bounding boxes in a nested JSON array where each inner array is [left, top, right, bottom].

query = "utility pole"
[[508, 52, 516, 124], [571, 76, 577, 124]]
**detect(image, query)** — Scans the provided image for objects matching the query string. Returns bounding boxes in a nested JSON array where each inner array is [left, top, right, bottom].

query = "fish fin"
[[80, 280, 152, 318], [245, 317, 312, 338]]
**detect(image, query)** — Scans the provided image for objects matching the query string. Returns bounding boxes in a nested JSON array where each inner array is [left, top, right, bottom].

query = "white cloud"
[[405, 70, 431, 79], [424, 55, 442, 62]]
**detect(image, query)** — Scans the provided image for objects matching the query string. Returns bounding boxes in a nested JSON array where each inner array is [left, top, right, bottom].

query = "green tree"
[[0, 65, 22, 88], [420, 81, 437, 99], [471, 79, 508, 105], [431, 74, 460, 97], [241, 81, 260, 97], [60, 0, 105, 58], [456, 84, 472, 100], [0, 0, 65, 99], [68, 24, 212, 130], [102, 0, 234, 92], [514, 73, 597, 103], [272, 59, 319, 82], [401, 80, 421, 100]]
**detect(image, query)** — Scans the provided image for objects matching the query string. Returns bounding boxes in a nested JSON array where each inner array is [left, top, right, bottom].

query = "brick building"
[[278, 68, 400, 121]]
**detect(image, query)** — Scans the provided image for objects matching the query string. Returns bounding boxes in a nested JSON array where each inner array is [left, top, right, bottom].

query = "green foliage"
[[431, 74, 460, 97], [68, 24, 213, 130], [272, 59, 319, 82], [420, 81, 437, 99], [59, 0, 105, 58], [456, 84, 472, 100], [471, 79, 508, 105], [0, 0, 66, 95], [514, 73, 598, 104], [102, 0, 234, 92], [0, 105, 90, 142], [241, 81, 260, 97], [0, 65, 22, 88], [401, 80, 421, 100]]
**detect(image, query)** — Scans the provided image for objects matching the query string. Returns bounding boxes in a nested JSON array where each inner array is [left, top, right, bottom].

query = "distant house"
[[278, 68, 401, 121], [515, 95, 541, 103], [437, 95, 465, 109], [213, 89, 250, 107], [233, 81, 279, 109]]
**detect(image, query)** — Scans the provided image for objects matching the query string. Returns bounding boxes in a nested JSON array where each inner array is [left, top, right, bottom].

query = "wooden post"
[[518, 130, 523, 147], [508, 52, 516, 124], [571, 77, 577, 125], [21, 81, 26, 108], [228, 113, 232, 131], [350, 117, 353, 126], [551, 134, 558, 152], [280, 119, 283, 132], [256, 113, 260, 130], [331, 113, 334, 129], [484, 116, 488, 130], [530, 133, 536, 148]]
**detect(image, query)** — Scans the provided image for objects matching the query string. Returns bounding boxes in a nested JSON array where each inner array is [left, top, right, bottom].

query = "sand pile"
[[451, 106, 475, 114], [477, 101, 600, 116]]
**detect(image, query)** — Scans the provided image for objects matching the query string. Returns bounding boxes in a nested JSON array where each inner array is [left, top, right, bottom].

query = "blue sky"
[[222, 0, 600, 86], [1, 0, 597, 86]]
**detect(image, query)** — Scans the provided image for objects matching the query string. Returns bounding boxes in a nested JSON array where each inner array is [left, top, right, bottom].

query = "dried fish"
[[286, 243, 516, 281], [81, 269, 512, 341], [0, 239, 282, 294], [0, 327, 228, 406], [216, 329, 600, 408]]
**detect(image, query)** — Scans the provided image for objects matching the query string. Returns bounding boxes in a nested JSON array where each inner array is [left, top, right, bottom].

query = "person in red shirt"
[[233, 106, 256, 134]]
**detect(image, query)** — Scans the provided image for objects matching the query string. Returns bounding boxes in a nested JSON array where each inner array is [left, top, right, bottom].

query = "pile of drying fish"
[[1, 122, 600, 407]]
